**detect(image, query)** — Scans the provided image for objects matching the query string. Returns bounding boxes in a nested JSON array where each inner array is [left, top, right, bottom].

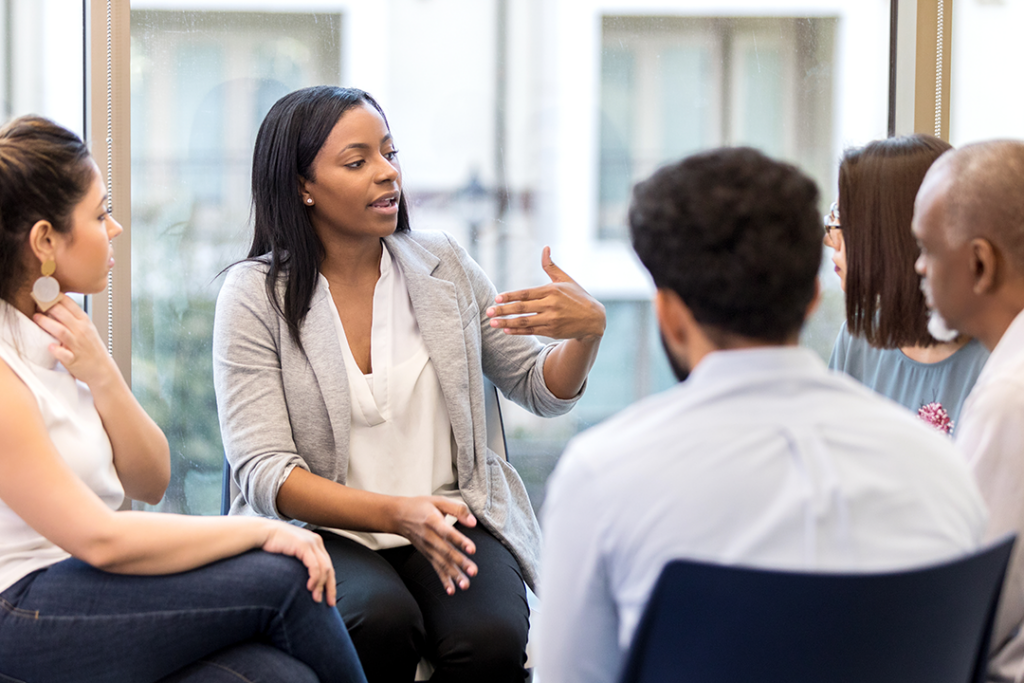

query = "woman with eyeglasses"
[[824, 134, 988, 434], [0, 115, 366, 683]]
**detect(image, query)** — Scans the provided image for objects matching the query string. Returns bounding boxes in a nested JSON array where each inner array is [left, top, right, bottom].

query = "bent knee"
[[339, 585, 424, 642], [436, 615, 528, 672]]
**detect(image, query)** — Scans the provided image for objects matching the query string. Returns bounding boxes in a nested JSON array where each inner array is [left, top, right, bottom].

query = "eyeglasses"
[[823, 201, 841, 241]]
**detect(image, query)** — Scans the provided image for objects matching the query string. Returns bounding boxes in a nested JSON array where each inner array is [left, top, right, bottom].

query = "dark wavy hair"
[[629, 147, 822, 343], [0, 115, 95, 306], [248, 86, 411, 346], [839, 134, 951, 348]]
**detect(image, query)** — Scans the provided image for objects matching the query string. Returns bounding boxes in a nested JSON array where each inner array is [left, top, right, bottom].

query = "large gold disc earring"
[[31, 258, 61, 311]]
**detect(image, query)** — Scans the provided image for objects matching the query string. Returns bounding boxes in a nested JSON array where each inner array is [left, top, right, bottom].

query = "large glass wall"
[[950, 0, 1024, 144], [131, 9, 343, 512], [0, 0, 83, 136], [127, 0, 890, 515]]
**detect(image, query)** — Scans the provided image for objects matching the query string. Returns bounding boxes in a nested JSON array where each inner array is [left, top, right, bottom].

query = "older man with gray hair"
[[913, 140, 1024, 682]]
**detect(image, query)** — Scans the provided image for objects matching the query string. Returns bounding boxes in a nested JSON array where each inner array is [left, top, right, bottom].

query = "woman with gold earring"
[[0, 116, 366, 683]]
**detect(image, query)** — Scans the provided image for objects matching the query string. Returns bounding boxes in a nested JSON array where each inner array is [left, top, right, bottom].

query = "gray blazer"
[[212, 230, 581, 589]]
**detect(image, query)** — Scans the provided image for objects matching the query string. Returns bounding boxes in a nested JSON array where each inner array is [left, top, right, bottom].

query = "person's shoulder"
[[398, 229, 459, 255], [964, 362, 1024, 418], [221, 258, 271, 290], [560, 386, 690, 474], [828, 323, 882, 376]]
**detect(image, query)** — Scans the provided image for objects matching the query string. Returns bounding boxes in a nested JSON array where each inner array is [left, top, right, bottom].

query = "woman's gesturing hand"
[[32, 295, 120, 390], [486, 247, 606, 340], [261, 521, 338, 606], [392, 497, 478, 595]]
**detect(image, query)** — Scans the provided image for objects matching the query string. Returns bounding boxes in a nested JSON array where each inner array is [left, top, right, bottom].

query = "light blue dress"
[[828, 321, 989, 434]]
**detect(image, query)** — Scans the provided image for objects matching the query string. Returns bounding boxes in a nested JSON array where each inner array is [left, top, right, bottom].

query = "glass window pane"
[[951, 2, 1024, 143], [130, 2, 890, 518], [0, 0, 84, 136], [131, 9, 342, 513]]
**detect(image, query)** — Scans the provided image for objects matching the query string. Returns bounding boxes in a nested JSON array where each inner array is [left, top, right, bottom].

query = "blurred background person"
[[825, 134, 988, 434]]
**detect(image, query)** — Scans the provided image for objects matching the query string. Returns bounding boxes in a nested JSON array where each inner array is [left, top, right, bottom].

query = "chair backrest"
[[221, 377, 509, 515], [618, 535, 1015, 683]]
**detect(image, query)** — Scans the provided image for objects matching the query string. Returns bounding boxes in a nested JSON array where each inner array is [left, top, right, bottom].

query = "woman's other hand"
[[486, 247, 606, 341], [391, 497, 478, 595], [32, 295, 119, 390], [261, 521, 338, 606]]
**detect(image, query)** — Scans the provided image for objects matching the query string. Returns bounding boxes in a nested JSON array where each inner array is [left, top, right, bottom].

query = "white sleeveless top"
[[0, 302, 124, 593], [320, 245, 463, 550]]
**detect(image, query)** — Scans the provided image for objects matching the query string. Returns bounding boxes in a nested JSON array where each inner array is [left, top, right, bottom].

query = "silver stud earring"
[[305, 198, 314, 205]]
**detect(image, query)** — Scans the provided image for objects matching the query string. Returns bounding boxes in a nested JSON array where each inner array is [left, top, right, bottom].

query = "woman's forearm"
[[542, 336, 602, 400], [276, 466, 402, 532], [85, 511, 271, 574], [90, 369, 171, 505]]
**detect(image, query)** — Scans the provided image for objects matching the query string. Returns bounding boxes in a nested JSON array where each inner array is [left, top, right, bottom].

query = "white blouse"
[[0, 302, 123, 593], [320, 244, 463, 550]]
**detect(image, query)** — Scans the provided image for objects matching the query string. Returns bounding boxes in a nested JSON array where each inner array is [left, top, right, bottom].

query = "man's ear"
[[27, 220, 58, 265], [655, 288, 690, 349], [970, 238, 998, 295]]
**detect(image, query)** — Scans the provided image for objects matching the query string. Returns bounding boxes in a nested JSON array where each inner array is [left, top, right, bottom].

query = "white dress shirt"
[[0, 303, 123, 593], [956, 309, 1024, 683], [537, 346, 987, 683], [320, 245, 462, 550]]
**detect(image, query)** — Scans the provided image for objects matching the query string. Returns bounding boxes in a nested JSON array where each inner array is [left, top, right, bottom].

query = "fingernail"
[[447, 585, 455, 596], [486, 307, 495, 316], [460, 579, 469, 589], [491, 320, 499, 327], [495, 295, 503, 303]]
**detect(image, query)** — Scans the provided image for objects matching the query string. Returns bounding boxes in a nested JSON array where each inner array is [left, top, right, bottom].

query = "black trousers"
[[318, 523, 530, 683]]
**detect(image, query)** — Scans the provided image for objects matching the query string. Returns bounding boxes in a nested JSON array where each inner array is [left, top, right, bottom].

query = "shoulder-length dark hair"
[[839, 133, 951, 348], [0, 115, 94, 306], [248, 85, 411, 346]]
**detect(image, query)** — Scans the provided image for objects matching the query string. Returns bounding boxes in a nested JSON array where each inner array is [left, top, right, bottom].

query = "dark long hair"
[[0, 116, 94, 306], [248, 86, 411, 346], [839, 134, 951, 348]]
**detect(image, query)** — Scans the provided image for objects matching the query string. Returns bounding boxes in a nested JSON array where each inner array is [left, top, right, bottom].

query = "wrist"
[[79, 356, 125, 393], [253, 518, 277, 548], [379, 496, 404, 535]]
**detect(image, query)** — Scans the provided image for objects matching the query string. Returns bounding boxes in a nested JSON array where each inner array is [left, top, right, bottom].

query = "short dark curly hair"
[[629, 147, 822, 343]]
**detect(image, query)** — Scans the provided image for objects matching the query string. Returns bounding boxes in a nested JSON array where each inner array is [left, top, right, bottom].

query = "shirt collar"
[[0, 299, 59, 370], [975, 307, 1024, 383], [685, 345, 826, 390]]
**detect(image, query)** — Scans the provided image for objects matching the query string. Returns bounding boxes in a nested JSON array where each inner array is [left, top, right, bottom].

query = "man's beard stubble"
[[659, 333, 690, 383], [920, 277, 960, 342]]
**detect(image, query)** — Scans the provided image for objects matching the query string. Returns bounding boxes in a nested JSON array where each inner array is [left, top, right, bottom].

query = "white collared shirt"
[[956, 309, 1024, 682], [538, 346, 987, 683], [320, 244, 462, 550], [0, 302, 123, 593]]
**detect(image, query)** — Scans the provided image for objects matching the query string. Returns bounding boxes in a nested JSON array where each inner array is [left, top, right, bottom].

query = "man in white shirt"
[[913, 140, 1024, 683], [536, 147, 988, 683]]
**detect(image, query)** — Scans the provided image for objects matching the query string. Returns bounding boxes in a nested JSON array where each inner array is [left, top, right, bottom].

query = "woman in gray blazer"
[[213, 86, 605, 683]]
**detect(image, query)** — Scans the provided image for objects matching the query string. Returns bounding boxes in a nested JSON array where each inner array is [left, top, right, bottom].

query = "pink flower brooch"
[[918, 402, 953, 435]]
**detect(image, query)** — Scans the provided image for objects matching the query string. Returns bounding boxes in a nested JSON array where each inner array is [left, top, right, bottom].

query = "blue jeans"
[[0, 550, 367, 683]]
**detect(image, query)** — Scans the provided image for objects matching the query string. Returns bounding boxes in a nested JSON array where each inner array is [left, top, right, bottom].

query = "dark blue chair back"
[[619, 536, 1015, 683]]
